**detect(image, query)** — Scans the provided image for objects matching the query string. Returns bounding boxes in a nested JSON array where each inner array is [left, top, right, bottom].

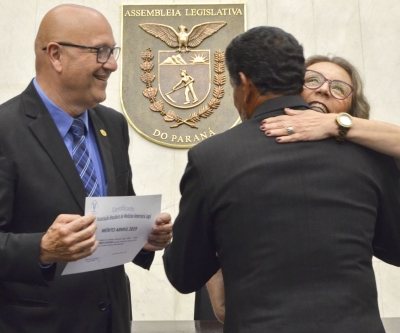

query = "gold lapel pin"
[[100, 129, 107, 137]]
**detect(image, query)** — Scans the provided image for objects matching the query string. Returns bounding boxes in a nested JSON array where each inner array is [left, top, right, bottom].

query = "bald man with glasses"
[[0, 5, 172, 333]]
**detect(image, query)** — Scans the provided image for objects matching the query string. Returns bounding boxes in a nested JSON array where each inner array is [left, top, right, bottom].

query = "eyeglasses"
[[42, 42, 121, 63], [304, 70, 354, 100]]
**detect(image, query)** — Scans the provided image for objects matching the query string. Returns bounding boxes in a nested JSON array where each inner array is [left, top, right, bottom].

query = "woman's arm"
[[261, 108, 400, 165], [206, 269, 225, 323]]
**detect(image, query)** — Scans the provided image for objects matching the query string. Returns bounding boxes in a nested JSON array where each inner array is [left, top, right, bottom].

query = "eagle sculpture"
[[139, 21, 227, 53]]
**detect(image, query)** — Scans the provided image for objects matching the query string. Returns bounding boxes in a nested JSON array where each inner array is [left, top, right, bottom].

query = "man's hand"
[[206, 269, 225, 323], [143, 212, 172, 251], [40, 214, 98, 265]]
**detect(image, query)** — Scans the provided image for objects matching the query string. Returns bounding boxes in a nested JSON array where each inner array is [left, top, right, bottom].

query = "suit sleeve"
[[163, 150, 220, 294], [0, 144, 49, 285], [132, 251, 154, 269], [372, 156, 400, 266]]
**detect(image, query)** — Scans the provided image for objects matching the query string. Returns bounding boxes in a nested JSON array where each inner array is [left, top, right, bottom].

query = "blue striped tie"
[[70, 119, 101, 197]]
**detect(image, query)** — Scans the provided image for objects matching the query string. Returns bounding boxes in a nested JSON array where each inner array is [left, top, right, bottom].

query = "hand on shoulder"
[[260, 108, 337, 143]]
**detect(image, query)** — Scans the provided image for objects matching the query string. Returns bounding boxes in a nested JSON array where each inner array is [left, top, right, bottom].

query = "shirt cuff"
[[39, 262, 54, 269]]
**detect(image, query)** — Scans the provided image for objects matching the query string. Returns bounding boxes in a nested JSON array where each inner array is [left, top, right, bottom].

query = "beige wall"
[[1, 0, 399, 320]]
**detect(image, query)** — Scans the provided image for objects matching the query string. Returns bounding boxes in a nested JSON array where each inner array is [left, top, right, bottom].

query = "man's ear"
[[45, 43, 63, 73], [238, 72, 250, 103]]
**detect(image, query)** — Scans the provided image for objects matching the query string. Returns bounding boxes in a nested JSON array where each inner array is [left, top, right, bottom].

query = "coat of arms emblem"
[[121, 4, 246, 148]]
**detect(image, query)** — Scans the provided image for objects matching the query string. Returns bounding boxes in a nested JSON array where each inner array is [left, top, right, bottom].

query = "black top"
[[164, 96, 400, 333]]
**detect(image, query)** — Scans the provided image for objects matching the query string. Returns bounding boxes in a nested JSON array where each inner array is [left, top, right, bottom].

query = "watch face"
[[339, 114, 352, 127]]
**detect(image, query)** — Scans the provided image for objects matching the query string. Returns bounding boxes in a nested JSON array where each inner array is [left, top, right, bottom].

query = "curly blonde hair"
[[305, 55, 370, 119]]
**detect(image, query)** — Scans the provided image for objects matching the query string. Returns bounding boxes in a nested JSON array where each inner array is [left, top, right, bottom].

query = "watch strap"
[[336, 127, 349, 142]]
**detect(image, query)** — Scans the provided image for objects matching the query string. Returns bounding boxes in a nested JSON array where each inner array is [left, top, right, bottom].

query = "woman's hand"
[[260, 108, 337, 142]]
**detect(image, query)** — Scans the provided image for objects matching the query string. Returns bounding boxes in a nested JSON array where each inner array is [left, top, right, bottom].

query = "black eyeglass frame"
[[42, 42, 121, 63], [304, 69, 354, 100]]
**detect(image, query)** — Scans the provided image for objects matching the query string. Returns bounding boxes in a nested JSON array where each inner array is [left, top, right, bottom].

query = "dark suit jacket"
[[0, 81, 154, 333], [164, 96, 400, 333]]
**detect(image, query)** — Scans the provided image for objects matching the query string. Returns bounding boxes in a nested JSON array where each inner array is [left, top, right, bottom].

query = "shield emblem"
[[159, 50, 211, 109], [121, 3, 246, 148]]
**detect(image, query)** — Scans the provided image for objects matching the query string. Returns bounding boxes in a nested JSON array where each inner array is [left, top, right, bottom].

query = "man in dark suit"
[[0, 4, 172, 333], [163, 26, 400, 333]]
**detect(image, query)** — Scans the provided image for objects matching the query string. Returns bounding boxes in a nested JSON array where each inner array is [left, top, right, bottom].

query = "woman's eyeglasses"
[[304, 70, 354, 100]]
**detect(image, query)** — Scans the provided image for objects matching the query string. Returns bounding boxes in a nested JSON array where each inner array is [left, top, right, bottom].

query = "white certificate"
[[62, 194, 161, 275]]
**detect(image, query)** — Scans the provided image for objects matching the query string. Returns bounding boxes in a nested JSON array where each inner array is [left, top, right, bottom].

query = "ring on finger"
[[286, 126, 294, 135]]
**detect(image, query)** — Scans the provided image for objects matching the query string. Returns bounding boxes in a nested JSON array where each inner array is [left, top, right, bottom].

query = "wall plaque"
[[121, 4, 246, 148]]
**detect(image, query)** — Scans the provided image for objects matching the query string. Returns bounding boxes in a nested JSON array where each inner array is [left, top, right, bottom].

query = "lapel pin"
[[100, 129, 107, 136]]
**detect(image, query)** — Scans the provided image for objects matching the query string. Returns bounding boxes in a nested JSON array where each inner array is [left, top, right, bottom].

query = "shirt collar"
[[33, 78, 90, 137], [251, 95, 310, 119]]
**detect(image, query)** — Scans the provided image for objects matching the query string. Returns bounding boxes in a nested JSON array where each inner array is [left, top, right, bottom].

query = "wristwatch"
[[335, 112, 353, 142]]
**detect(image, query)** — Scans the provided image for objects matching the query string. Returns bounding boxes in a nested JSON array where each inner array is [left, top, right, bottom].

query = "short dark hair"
[[226, 26, 305, 96]]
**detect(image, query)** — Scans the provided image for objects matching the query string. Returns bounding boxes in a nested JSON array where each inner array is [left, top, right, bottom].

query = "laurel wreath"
[[140, 48, 226, 129]]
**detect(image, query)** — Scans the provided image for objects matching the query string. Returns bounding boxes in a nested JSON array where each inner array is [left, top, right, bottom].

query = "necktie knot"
[[70, 118, 85, 137]]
